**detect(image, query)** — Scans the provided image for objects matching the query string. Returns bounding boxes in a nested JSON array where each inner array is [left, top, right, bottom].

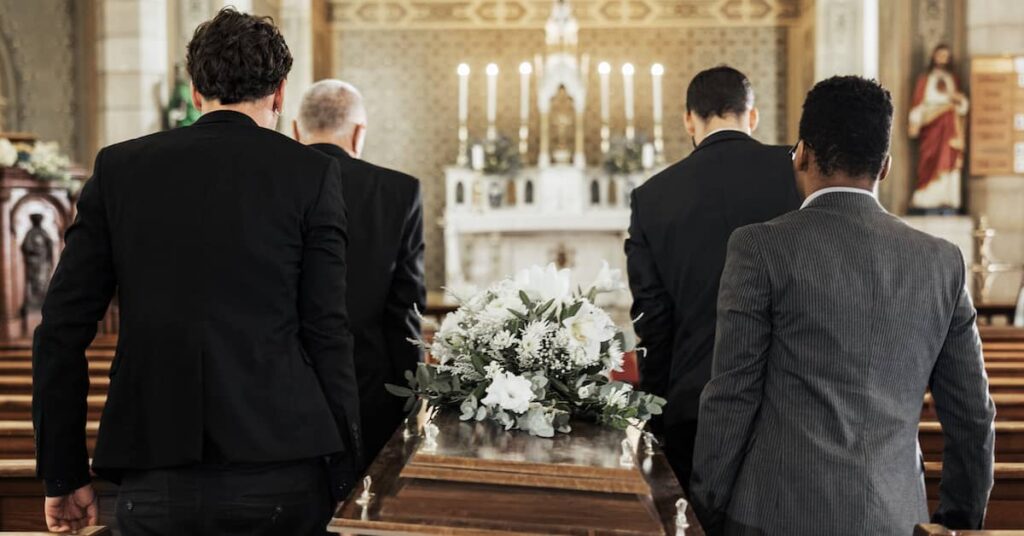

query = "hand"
[[44, 483, 98, 533]]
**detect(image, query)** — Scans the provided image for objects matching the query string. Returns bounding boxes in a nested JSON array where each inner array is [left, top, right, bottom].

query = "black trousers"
[[663, 419, 699, 496], [115, 459, 333, 536]]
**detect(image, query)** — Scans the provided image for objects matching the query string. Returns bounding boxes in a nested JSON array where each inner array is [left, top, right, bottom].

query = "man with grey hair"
[[295, 79, 425, 468]]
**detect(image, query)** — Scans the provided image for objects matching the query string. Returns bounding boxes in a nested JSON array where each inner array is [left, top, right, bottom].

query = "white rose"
[[480, 371, 535, 414], [562, 301, 616, 366]]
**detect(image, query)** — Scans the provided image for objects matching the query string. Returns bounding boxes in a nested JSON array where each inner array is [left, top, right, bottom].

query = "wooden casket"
[[329, 408, 704, 535]]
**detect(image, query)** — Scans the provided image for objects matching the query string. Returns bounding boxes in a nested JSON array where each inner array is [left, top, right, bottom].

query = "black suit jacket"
[[310, 144, 425, 467], [625, 131, 800, 436], [32, 111, 361, 496]]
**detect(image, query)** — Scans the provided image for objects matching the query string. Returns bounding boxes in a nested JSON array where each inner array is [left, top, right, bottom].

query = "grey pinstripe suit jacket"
[[690, 191, 996, 535]]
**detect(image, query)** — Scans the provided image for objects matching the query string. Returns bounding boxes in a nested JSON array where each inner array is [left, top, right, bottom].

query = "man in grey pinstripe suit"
[[690, 76, 995, 535]]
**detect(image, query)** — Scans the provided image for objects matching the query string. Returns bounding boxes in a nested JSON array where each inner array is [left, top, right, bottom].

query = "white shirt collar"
[[800, 186, 878, 210]]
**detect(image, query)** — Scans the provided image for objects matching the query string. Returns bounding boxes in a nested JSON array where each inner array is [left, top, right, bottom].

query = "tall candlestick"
[[599, 62, 611, 154], [457, 63, 470, 122], [486, 63, 499, 140], [457, 63, 470, 166], [651, 63, 665, 164], [622, 63, 635, 140], [519, 62, 532, 156], [599, 62, 611, 122], [651, 63, 664, 124]]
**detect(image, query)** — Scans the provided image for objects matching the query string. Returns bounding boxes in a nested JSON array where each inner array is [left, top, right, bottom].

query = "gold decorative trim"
[[328, 0, 801, 29]]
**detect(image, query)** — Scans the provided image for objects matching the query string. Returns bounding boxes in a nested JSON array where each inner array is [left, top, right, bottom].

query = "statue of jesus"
[[908, 44, 969, 213]]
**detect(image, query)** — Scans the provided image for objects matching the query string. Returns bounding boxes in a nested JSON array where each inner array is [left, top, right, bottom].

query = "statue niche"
[[20, 213, 54, 314]]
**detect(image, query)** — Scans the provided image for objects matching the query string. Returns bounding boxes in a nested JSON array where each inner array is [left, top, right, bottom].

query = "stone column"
[[277, 0, 314, 134], [97, 0, 169, 146], [966, 0, 1024, 303]]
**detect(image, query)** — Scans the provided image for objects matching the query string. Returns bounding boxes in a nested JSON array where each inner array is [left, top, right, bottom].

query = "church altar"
[[441, 0, 665, 306], [329, 407, 701, 535]]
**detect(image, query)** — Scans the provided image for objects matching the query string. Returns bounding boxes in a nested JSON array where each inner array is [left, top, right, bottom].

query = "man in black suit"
[[32, 9, 360, 534], [625, 66, 800, 492], [294, 80, 425, 468]]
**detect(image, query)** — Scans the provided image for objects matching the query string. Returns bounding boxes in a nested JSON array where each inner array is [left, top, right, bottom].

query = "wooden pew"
[[0, 528, 109, 535], [0, 395, 105, 421], [920, 421, 1024, 462]]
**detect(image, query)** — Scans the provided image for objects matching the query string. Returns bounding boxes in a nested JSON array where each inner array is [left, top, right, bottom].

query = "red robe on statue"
[[909, 70, 967, 210]]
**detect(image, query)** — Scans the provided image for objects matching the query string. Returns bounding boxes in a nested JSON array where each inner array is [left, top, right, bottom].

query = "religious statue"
[[908, 44, 969, 213], [165, 63, 200, 129], [20, 213, 53, 313]]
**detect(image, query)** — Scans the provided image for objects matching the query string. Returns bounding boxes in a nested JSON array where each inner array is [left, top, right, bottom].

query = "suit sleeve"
[[625, 191, 674, 405], [299, 159, 362, 485], [384, 181, 425, 384], [930, 248, 995, 530], [690, 226, 772, 533], [33, 150, 116, 496]]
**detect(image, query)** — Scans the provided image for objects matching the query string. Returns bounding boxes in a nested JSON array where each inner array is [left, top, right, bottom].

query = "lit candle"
[[651, 63, 664, 125], [457, 63, 470, 123], [486, 63, 499, 136], [622, 63, 635, 122], [519, 62, 532, 123], [642, 142, 655, 169], [598, 62, 611, 123]]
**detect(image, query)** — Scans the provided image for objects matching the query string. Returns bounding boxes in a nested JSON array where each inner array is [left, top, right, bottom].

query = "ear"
[[292, 120, 301, 141], [273, 79, 286, 115], [683, 111, 696, 140], [795, 140, 811, 172], [878, 154, 892, 182], [191, 84, 204, 113], [748, 107, 760, 133], [353, 123, 367, 157]]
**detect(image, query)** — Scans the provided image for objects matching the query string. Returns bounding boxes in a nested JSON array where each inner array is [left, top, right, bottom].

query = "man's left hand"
[[44, 483, 98, 533]]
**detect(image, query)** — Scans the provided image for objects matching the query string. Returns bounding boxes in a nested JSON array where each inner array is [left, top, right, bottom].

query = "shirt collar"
[[800, 186, 879, 210]]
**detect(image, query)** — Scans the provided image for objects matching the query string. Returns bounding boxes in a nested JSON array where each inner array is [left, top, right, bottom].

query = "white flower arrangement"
[[388, 262, 665, 437], [0, 139, 17, 168], [17, 141, 71, 182]]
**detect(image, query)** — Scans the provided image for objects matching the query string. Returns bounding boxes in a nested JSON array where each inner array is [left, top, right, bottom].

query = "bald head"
[[295, 79, 368, 156]]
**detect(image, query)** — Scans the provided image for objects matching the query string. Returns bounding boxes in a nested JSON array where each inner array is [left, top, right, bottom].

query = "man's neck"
[[201, 100, 276, 129], [304, 136, 357, 158], [804, 174, 876, 197], [695, 118, 749, 145]]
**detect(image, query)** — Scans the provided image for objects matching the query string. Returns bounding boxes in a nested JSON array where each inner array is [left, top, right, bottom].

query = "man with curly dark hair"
[[32, 7, 359, 534], [690, 76, 995, 535]]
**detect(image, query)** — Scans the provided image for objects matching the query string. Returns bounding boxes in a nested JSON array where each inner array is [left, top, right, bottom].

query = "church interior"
[[1, 0, 1024, 533]]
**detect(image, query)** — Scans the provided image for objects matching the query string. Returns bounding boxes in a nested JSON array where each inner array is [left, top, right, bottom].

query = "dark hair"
[[686, 66, 753, 120], [928, 43, 953, 71], [798, 76, 893, 178], [186, 8, 292, 105]]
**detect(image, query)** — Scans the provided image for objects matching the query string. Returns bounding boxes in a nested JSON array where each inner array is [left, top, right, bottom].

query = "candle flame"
[[519, 62, 533, 75], [598, 62, 611, 75], [457, 63, 470, 76], [651, 63, 664, 76], [622, 63, 635, 76], [486, 63, 500, 76]]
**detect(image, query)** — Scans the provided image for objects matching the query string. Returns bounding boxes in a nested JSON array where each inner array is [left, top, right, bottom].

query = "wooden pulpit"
[[330, 408, 703, 535]]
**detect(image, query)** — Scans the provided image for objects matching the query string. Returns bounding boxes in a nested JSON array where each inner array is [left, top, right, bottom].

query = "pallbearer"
[[295, 80, 426, 470], [33, 8, 361, 534], [624, 66, 800, 493]]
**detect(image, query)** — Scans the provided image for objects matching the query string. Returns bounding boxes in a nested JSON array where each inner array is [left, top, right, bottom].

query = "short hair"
[[685, 66, 754, 120], [297, 80, 367, 137], [798, 76, 893, 178], [186, 7, 292, 105]]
